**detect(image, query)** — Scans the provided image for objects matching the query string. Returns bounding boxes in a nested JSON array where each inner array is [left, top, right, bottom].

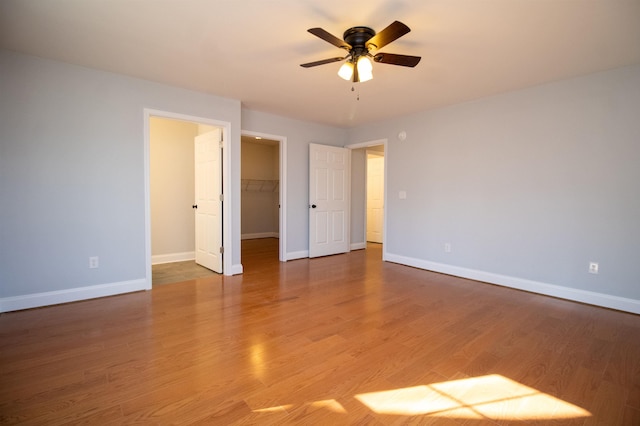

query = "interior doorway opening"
[[346, 139, 387, 260], [144, 109, 234, 288], [241, 131, 287, 264], [366, 147, 385, 245], [149, 117, 222, 284]]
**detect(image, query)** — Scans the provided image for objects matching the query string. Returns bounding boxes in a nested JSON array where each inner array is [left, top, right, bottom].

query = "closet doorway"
[[241, 133, 285, 264]]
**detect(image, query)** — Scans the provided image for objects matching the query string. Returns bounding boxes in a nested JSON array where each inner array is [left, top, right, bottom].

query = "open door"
[[309, 143, 350, 258], [194, 129, 223, 273]]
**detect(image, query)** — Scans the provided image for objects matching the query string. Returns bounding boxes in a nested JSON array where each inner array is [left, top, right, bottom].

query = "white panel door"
[[309, 143, 350, 258], [194, 129, 222, 273], [366, 154, 384, 243]]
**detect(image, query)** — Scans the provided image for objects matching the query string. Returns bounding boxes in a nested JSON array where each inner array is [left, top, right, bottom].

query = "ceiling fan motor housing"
[[343, 26, 376, 57]]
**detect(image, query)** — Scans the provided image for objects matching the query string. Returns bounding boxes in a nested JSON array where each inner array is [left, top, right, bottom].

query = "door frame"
[[345, 138, 388, 260], [241, 130, 287, 262], [144, 108, 234, 288]]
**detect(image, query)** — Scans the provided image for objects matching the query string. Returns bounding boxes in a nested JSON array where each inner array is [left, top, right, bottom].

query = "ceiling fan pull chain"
[[351, 85, 360, 101]]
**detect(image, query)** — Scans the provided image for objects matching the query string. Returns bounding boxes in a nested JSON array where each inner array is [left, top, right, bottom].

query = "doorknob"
[[310, 204, 316, 208], [192, 204, 198, 209]]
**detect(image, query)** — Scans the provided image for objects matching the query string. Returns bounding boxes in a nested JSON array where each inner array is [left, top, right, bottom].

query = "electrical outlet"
[[588, 262, 598, 274], [444, 243, 452, 253], [89, 256, 99, 269]]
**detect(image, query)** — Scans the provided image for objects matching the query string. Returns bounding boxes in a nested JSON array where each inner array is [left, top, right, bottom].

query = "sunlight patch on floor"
[[355, 374, 592, 421], [253, 399, 346, 415], [252, 404, 293, 413], [309, 399, 347, 413]]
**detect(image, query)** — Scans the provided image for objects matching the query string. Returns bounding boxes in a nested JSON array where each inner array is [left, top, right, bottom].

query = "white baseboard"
[[384, 253, 640, 315], [0, 278, 149, 313], [241, 232, 279, 240], [151, 251, 195, 265], [286, 246, 362, 260], [286, 250, 309, 261]]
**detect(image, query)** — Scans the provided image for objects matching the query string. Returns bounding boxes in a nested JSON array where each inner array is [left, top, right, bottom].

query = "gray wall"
[[0, 50, 241, 309], [348, 64, 640, 310]]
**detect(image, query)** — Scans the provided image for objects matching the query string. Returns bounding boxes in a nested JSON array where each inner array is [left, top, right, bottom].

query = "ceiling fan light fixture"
[[302, 21, 419, 84], [356, 56, 373, 82], [338, 61, 354, 80]]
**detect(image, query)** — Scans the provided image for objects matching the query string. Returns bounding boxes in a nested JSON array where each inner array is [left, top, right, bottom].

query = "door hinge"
[[219, 194, 224, 202], [219, 246, 224, 254], [219, 139, 224, 148]]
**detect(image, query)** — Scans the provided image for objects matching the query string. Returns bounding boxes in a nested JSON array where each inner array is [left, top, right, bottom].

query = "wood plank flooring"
[[1, 238, 639, 425]]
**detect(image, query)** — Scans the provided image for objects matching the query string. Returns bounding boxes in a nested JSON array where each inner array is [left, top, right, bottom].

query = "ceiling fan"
[[300, 21, 421, 83]]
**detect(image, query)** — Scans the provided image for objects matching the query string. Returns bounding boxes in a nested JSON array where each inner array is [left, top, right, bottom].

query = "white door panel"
[[194, 129, 222, 273], [309, 143, 350, 258]]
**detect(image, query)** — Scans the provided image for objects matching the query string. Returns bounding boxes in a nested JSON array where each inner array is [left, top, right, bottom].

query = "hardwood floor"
[[1, 238, 639, 425]]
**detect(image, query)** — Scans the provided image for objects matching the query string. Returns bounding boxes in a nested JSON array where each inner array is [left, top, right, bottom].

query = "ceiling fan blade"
[[307, 28, 351, 50], [300, 57, 345, 68], [366, 21, 411, 51], [373, 53, 421, 67]]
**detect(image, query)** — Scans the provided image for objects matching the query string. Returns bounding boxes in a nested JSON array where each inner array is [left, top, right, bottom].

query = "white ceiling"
[[1, 0, 639, 128]]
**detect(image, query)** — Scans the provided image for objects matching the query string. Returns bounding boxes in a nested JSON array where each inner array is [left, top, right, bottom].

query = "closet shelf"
[[241, 179, 279, 192]]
